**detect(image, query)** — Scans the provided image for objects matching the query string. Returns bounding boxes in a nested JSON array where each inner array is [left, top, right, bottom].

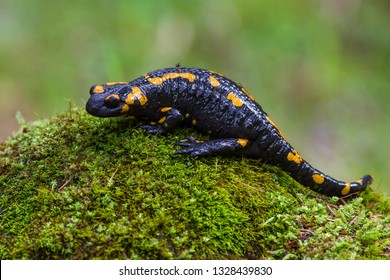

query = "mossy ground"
[[0, 106, 389, 260]]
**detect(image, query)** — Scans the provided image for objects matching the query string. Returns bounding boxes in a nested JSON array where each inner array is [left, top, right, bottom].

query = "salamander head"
[[86, 83, 148, 117]]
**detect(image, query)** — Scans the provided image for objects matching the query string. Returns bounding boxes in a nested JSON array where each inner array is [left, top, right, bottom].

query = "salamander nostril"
[[89, 85, 97, 95]]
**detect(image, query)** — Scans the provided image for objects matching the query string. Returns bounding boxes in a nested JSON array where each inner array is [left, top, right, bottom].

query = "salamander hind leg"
[[175, 137, 249, 157]]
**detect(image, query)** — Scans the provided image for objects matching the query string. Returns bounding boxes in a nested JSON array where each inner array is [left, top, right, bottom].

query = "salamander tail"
[[296, 161, 374, 197], [334, 174, 374, 196], [352, 174, 374, 191]]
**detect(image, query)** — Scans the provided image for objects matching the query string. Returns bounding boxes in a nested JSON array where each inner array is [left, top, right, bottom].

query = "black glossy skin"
[[86, 66, 373, 197]]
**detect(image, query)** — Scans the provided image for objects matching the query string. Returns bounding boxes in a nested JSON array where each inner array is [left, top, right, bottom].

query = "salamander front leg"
[[140, 107, 184, 134], [175, 137, 249, 157]]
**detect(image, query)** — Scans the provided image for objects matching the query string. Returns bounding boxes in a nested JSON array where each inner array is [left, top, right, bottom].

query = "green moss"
[[0, 106, 389, 259]]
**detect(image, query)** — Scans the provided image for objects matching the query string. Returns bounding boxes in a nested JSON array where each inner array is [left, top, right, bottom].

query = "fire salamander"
[[86, 66, 373, 197]]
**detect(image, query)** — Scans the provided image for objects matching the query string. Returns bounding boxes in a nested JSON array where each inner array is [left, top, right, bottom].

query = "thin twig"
[[237, 181, 263, 192], [326, 203, 338, 217], [300, 228, 315, 234], [339, 191, 362, 205], [349, 215, 359, 225], [370, 214, 384, 219], [58, 174, 75, 191], [108, 167, 119, 187]]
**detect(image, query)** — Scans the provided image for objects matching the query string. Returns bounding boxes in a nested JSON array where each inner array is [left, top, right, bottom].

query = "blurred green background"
[[0, 0, 389, 195]]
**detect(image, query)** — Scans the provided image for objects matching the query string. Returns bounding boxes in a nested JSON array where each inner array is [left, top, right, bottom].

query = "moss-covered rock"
[[0, 106, 389, 259]]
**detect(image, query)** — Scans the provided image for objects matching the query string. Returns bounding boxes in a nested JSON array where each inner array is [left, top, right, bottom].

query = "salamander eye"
[[105, 94, 121, 108]]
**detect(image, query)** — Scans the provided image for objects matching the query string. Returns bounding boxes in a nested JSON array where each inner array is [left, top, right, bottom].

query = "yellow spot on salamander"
[[121, 104, 129, 113], [209, 70, 223, 76], [192, 119, 197, 126], [105, 94, 120, 101], [93, 85, 104, 94], [237, 138, 248, 148], [125, 86, 148, 106], [132, 87, 148, 105], [312, 174, 325, 184], [148, 73, 196, 85], [185, 113, 190, 118], [287, 150, 303, 164], [158, 116, 166, 123], [161, 107, 172, 113], [266, 116, 287, 140], [242, 87, 255, 100], [147, 77, 162, 85], [128, 115, 136, 120], [105, 82, 127, 86], [125, 95, 135, 105], [209, 76, 220, 87], [227, 92, 243, 107], [341, 182, 351, 196]]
